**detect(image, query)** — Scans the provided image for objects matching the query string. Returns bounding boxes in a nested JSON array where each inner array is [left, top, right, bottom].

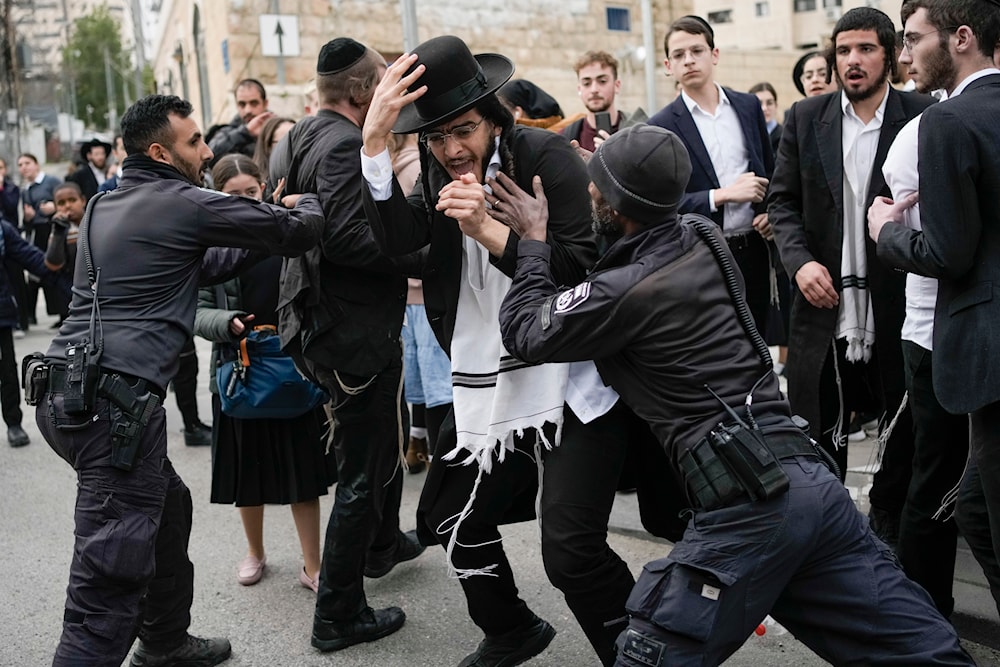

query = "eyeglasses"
[[902, 26, 958, 52], [420, 119, 485, 148], [800, 67, 828, 82]]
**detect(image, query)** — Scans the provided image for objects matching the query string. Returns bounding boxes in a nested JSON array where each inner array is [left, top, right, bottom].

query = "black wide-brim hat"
[[393, 35, 514, 135], [79, 137, 113, 162]]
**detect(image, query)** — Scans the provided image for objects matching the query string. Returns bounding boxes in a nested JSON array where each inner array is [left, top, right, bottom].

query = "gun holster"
[[100, 374, 161, 472]]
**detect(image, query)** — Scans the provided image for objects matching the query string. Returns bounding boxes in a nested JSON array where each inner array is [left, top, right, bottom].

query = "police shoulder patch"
[[554, 282, 591, 314]]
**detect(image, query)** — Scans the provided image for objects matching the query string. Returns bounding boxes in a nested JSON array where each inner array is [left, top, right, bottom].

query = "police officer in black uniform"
[[497, 125, 973, 666], [26, 95, 324, 667]]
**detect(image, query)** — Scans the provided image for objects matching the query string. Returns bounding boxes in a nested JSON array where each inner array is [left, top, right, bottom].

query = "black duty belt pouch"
[[678, 438, 744, 510], [21, 352, 48, 406], [709, 423, 789, 503], [63, 342, 100, 415]]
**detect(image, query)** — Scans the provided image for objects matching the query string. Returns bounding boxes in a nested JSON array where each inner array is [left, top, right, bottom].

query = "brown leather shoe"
[[405, 435, 428, 474]]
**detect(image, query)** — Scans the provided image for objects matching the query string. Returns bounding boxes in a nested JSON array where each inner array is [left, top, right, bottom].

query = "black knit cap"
[[587, 125, 691, 225], [317, 37, 367, 75]]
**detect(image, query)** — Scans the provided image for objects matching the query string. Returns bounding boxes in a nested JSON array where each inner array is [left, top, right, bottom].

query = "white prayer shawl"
[[437, 234, 569, 579], [446, 234, 569, 471], [836, 128, 877, 363]]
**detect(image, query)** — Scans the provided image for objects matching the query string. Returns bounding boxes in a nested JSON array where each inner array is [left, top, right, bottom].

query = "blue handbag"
[[217, 326, 328, 419]]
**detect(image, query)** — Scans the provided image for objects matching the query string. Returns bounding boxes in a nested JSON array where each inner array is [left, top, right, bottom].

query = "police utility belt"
[[678, 422, 818, 512], [22, 353, 162, 472]]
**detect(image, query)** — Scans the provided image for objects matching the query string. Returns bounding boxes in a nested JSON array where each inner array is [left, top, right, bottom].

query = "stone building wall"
[[151, 0, 696, 127]]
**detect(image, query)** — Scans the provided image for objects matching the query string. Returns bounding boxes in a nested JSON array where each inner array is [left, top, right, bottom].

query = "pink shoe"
[[237, 555, 266, 585], [299, 567, 318, 593]]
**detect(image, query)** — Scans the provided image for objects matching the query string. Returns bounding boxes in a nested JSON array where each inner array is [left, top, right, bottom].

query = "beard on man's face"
[[839, 58, 891, 104], [916, 39, 958, 94], [171, 154, 207, 185], [591, 198, 621, 237]]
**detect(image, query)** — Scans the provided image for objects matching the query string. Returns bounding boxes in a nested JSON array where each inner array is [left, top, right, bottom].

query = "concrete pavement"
[[1, 318, 997, 666]]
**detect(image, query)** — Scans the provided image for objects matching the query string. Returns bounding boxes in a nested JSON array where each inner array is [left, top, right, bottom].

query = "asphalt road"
[[2, 316, 998, 666]]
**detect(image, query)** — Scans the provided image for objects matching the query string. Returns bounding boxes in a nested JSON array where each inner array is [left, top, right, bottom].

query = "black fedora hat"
[[80, 137, 112, 162], [393, 35, 514, 135]]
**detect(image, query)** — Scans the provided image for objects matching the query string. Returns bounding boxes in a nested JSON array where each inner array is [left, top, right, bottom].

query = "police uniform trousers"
[[615, 456, 972, 667], [308, 356, 406, 622], [37, 392, 194, 666]]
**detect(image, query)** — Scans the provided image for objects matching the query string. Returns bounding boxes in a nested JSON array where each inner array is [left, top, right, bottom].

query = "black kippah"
[[317, 38, 366, 75], [680, 14, 715, 40]]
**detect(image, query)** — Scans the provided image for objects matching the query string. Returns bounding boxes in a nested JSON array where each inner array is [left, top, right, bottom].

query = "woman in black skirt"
[[194, 154, 335, 591]]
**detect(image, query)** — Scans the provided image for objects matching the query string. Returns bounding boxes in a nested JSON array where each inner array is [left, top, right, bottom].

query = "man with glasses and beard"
[[361, 35, 685, 667], [868, 0, 1000, 617], [768, 6, 933, 548]]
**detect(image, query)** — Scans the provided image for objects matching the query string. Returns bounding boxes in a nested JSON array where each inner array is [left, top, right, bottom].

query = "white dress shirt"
[[882, 115, 936, 350], [682, 84, 753, 233]]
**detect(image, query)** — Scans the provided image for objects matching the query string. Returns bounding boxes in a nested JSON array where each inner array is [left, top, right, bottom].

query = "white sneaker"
[[848, 428, 867, 442]]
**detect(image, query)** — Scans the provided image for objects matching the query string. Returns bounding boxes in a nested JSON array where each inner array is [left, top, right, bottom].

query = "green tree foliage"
[[63, 5, 145, 130]]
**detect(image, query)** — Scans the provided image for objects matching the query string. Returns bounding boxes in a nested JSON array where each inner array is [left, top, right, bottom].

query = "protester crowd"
[[5, 1, 1000, 665]]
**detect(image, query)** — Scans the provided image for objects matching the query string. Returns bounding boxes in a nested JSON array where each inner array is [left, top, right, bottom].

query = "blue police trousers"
[[616, 456, 973, 666], [38, 392, 193, 667]]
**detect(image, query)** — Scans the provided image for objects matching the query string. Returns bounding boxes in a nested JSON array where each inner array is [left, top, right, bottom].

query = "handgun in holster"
[[101, 374, 161, 471]]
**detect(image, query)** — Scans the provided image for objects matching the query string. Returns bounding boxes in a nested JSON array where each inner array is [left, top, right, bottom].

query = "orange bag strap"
[[238, 325, 278, 368]]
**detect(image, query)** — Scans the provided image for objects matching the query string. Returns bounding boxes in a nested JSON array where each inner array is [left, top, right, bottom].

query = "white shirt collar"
[[841, 84, 890, 124], [950, 67, 1000, 98], [681, 82, 730, 115], [33, 171, 46, 185]]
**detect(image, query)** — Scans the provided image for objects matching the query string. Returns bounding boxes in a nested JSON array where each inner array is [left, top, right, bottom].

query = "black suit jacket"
[[66, 164, 100, 200], [270, 109, 407, 377], [877, 74, 1000, 414], [768, 87, 933, 436], [647, 87, 774, 226]]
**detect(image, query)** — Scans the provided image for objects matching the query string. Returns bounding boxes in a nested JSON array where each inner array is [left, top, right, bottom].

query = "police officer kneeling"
[[498, 125, 973, 666], [24, 95, 324, 667]]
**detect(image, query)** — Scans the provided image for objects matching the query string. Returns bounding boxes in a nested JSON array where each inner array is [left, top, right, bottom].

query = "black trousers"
[[966, 400, 1000, 615], [172, 336, 201, 429], [423, 402, 684, 664], [896, 342, 967, 616], [725, 231, 770, 336], [37, 393, 194, 665], [542, 402, 675, 666], [816, 338, 913, 516], [955, 457, 1000, 616], [0, 326, 22, 426], [422, 427, 540, 637], [311, 357, 406, 622]]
